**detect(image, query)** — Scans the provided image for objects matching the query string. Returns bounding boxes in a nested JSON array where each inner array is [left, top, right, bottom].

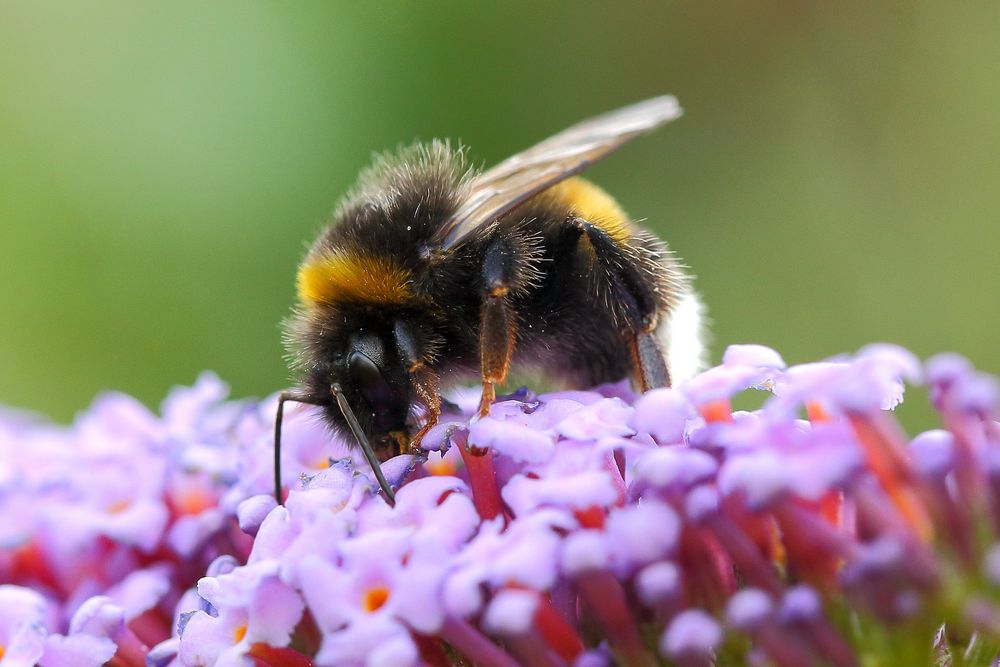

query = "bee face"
[[276, 97, 705, 503], [296, 312, 415, 454], [343, 331, 410, 435]]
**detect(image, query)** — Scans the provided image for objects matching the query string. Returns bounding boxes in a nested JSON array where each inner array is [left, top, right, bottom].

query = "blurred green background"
[[1, 2, 997, 428]]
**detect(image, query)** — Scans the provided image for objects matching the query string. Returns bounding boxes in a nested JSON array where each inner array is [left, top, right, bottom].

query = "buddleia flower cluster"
[[2, 345, 1000, 666]]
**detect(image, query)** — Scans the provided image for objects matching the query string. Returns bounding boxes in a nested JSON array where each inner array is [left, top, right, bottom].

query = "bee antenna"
[[331, 383, 397, 506], [274, 391, 323, 505]]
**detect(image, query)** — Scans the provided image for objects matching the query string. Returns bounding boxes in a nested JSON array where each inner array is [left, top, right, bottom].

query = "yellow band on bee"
[[297, 250, 412, 307], [539, 176, 632, 246]]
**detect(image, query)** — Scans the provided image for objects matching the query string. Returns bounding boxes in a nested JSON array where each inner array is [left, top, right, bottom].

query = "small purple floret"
[[723, 344, 787, 370], [726, 588, 774, 631], [661, 609, 722, 659], [779, 585, 822, 623]]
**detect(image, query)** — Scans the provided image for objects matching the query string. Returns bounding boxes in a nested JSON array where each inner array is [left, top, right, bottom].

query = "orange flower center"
[[363, 586, 391, 612], [173, 487, 216, 516], [106, 499, 131, 514], [698, 399, 733, 423], [574, 505, 606, 529], [310, 457, 332, 470], [233, 622, 248, 644], [806, 400, 831, 422], [426, 458, 458, 476]]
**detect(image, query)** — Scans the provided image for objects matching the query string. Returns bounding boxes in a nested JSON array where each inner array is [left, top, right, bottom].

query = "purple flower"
[[482, 588, 539, 637], [180, 561, 304, 666], [444, 511, 568, 617], [725, 588, 773, 631], [722, 344, 787, 370], [635, 560, 682, 607], [0, 586, 54, 666], [4, 345, 1000, 666], [660, 609, 722, 663], [601, 500, 681, 574], [631, 387, 695, 445], [301, 528, 445, 632], [469, 416, 555, 464]]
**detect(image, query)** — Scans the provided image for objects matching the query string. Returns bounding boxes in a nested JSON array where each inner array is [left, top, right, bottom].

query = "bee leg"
[[629, 331, 671, 391], [392, 320, 443, 449], [477, 240, 522, 417], [572, 218, 671, 390], [408, 362, 441, 451], [479, 287, 516, 416]]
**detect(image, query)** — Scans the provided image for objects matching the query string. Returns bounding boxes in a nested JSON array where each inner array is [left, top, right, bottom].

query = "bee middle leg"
[[478, 286, 516, 416], [476, 238, 525, 417]]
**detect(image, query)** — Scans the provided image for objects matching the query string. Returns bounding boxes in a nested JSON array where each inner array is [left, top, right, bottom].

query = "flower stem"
[[248, 643, 314, 667], [848, 412, 933, 542], [440, 616, 521, 667], [111, 627, 150, 667], [502, 634, 564, 667], [575, 569, 657, 667], [750, 626, 814, 667], [455, 429, 506, 521], [678, 527, 737, 610], [534, 596, 585, 662], [702, 511, 782, 595]]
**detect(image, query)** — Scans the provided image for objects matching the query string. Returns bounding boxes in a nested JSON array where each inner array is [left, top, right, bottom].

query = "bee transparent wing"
[[438, 95, 682, 250]]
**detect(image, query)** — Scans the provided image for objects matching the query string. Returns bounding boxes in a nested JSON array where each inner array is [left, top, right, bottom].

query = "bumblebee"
[[275, 96, 705, 503]]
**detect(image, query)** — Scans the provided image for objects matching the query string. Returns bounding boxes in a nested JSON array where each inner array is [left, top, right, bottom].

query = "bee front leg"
[[408, 362, 441, 450], [392, 320, 443, 451]]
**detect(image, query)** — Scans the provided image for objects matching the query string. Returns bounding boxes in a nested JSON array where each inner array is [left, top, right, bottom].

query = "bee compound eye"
[[348, 351, 396, 409]]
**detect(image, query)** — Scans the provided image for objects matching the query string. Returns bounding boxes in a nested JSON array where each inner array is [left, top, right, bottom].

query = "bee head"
[[280, 301, 448, 505], [322, 329, 412, 457]]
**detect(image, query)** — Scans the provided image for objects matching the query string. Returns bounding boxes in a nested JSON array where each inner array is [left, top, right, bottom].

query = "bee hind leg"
[[629, 331, 671, 391], [392, 320, 443, 451], [571, 217, 671, 391]]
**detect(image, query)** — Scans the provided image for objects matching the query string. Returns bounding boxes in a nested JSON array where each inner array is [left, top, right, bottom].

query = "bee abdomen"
[[535, 176, 632, 247]]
